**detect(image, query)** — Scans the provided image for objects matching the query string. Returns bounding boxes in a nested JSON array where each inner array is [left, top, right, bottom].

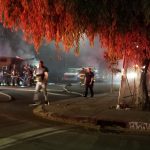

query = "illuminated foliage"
[[0, 0, 149, 64]]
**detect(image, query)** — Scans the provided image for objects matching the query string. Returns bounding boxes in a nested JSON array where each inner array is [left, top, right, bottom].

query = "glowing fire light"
[[127, 72, 137, 79]]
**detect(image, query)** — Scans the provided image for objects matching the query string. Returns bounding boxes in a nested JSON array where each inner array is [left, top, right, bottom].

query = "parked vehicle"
[[63, 68, 81, 82], [63, 67, 101, 83]]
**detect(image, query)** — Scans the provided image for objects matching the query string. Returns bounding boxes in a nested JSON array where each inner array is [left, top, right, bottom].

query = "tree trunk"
[[135, 66, 141, 106], [117, 53, 128, 108], [111, 71, 114, 93], [117, 68, 127, 106], [137, 58, 150, 110]]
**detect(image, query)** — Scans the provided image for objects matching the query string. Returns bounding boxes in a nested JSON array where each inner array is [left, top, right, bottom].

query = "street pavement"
[[1, 83, 150, 134], [1, 84, 150, 149], [33, 82, 150, 134]]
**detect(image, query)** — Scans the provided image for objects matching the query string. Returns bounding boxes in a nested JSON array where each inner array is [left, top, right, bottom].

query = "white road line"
[[0, 87, 67, 96], [63, 86, 83, 96], [47, 92, 67, 96], [47, 89, 64, 92], [0, 91, 12, 100], [0, 87, 64, 92], [0, 127, 67, 149], [0, 84, 83, 97]]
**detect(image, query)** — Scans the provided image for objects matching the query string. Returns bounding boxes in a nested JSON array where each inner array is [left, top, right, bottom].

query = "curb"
[[33, 105, 150, 134], [32, 85, 150, 134], [33, 105, 99, 130]]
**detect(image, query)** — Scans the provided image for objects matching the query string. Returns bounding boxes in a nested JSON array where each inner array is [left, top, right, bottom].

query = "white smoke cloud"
[[0, 24, 35, 59], [0, 42, 13, 57]]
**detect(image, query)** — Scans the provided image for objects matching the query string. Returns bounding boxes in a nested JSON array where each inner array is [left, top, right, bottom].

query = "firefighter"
[[79, 67, 86, 86], [22, 63, 33, 86], [31, 60, 49, 105], [10, 64, 19, 86], [84, 67, 94, 97]]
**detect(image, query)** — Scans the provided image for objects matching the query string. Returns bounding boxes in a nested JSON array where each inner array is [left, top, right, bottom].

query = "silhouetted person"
[[84, 67, 94, 97], [140, 50, 150, 110]]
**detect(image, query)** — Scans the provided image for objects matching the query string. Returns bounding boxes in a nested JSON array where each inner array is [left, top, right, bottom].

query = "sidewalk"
[[33, 92, 150, 133]]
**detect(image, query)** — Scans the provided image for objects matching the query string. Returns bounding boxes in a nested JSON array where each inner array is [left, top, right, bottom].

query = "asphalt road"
[[0, 84, 150, 150], [65, 81, 120, 95]]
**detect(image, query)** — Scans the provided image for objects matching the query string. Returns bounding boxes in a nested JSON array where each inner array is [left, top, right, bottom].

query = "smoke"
[[37, 35, 107, 82], [0, 23, 107, 82], [0, 42, 13, 56], [0, 23, 105, 68], [79, 35, 105, 68], [0, 24, 35, 59]]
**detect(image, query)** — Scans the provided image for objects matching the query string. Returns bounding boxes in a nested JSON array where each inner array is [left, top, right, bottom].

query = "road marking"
[[63, 86, 83, 96], [0, 87, 64, 92], [0, 127, 68, 149], [0, 87, 67, 96], [47, 92, 67, 96], [0, 91, 12, 100]]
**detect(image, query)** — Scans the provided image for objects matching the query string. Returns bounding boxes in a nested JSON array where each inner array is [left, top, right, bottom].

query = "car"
[[63, 68, 82, 82], [63, 67, 102, 83]]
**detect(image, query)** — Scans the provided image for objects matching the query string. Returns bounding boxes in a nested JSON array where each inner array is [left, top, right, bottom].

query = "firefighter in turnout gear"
[[10, 64, 19, 86], [84, 67, 94, 97], [32, 60, 49, 105], [79, 67, 86, 86]]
